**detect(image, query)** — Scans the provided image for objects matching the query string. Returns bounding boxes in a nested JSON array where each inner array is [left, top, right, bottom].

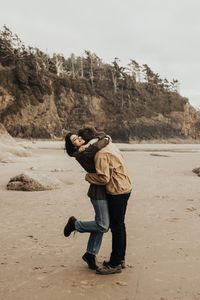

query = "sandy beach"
[[0, 141, 200, 300]]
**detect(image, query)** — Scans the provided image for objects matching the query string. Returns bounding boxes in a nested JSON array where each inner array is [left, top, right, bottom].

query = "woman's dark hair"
[[65, 132, 76, 157], [78, 127, 97, 143]]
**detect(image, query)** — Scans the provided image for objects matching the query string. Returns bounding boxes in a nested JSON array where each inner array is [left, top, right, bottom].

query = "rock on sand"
[[7, 172, 63, 191]]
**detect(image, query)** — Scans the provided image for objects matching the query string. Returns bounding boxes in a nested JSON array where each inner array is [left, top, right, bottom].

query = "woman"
[[64, 131, 110, 270]]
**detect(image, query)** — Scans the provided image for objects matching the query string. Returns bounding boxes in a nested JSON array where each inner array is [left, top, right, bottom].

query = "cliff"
[[0, 26, 200, 142]]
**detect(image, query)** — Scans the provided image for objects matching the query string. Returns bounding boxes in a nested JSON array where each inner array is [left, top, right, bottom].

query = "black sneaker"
[[64, 216, 77, 237], [103, 260, 126, 269], [96, 264, 122, 275], [82, 252, 98, 270]]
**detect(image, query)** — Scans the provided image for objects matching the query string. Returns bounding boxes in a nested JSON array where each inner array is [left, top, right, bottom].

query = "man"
[[81, 127, 132, 275]]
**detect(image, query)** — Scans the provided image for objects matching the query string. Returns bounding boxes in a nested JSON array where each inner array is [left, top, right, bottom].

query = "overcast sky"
[[0, 0, 200, 108]]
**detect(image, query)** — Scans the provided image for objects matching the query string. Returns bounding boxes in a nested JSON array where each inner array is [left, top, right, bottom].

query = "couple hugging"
[[64, 127, 132, 275]]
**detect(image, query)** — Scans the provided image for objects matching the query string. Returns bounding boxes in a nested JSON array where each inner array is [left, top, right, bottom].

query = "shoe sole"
[[96, 268, 122, 275], [64, 217, 76, 237], [103, 261, 126, 269], [63, 225, 71, 237], [82, 255, 98, 270]]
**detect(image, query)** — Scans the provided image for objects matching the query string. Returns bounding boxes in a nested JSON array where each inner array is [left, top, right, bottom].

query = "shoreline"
[[15, 137, 200, 144]]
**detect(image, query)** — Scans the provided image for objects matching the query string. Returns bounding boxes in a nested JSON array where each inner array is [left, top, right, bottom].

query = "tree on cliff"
[[170, 79, 180, 92], [0, 25, 24, 65], [128, 59, 140, 82], [142, 64, 162, 87]]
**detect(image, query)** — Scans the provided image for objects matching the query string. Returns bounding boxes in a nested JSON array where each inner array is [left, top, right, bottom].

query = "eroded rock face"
[[7, 173, 63, 191], [1, 93, 62, 138], [169, 103, 200, 139], [0, 122, 10, 136]]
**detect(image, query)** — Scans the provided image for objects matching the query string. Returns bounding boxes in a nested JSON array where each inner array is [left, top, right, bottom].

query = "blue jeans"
[[75, 199, 109, 255]]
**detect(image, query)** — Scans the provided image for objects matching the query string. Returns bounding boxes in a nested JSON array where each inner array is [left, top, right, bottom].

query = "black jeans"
[[107, 192, 131, 267]]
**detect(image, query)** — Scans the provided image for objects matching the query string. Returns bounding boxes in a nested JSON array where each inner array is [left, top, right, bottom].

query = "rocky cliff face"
[[0, 26, 200, 141], [0, 86, 62, 138], [0, 122, 7, 135], [0, 81, 199, 141]]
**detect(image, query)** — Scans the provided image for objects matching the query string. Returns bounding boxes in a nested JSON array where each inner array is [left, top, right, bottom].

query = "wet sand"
[[0, 141, 200, 300]]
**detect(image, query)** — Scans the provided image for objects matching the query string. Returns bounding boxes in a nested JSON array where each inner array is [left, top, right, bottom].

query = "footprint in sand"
[[41, 284, 50, 288], [186, 207, 197, 212], [126, 264, 134, 268], [116, 281, 128, 286], [60, 264, 67, 268], [165, 217, 181, 222], [80, 280, 97, 289], [32, 266, 44, 270], [27, 235, 38, 242]]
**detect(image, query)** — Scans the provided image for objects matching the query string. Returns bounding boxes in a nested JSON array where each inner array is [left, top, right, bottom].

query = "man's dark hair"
[[78, 127, 98, 143], [65, 132, 76, 157]]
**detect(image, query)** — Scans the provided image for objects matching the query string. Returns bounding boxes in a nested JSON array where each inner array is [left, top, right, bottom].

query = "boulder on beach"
[[7, 172, 63, 191], [192, 167, 200, 177], [0, 123, 31, 163]]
